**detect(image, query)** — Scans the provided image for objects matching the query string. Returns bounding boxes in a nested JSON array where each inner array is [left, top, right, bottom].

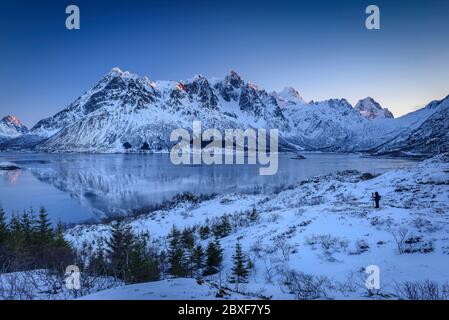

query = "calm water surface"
[[0, 152, 417, 223]]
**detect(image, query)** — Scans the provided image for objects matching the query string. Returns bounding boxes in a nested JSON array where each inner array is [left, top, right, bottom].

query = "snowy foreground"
[[66, 154, 449, 300], [79, 278, 254, 300]]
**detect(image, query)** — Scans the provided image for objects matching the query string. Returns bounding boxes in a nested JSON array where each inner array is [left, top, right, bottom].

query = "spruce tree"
[[8, 215, 23, 251], [128, 233, 160, 283], [54, 221, 70, 248], [20, 210, 35, 248], [181, 228, 195, 250], [0, 207, 9, 245], [50, 221, 74, 272], [0, 207, 10, 272], [181, 228, 196, 276], [199, 225, 210, 240], [89, 237, 108, 276], [168, 225, 187, 277], [213, 215, 232, 238], [105, 220, 135, 280], [36, 207, 53, 246], [229, 242, 249, 289], [192, 244, 204, 277], [203, 239, 223, 276]]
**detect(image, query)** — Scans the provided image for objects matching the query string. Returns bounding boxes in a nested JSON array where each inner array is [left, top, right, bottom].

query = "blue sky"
[[1, 0, 448, 127]]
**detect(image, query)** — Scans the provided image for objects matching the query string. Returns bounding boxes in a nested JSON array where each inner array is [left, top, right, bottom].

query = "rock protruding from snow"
[[0, 115, 28, 141], [355, 97, 394, 119]]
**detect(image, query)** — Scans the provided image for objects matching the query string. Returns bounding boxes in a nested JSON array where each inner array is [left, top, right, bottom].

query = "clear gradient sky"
[[0, 0, 448, 127]]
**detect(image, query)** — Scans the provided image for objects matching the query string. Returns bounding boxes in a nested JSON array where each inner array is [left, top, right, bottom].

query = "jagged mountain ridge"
[[0, 68, 447, 155]]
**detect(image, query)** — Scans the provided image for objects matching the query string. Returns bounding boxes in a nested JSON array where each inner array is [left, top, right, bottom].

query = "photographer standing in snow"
[[372, 192, 381, 208]]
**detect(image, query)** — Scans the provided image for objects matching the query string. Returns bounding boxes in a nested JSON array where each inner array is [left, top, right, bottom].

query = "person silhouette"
[[372, 192, 381, 208]]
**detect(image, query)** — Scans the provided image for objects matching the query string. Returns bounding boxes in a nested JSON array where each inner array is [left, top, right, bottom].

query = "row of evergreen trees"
[[0, 207, 73, 272], [167, 225, 224, 278], [1, 207, 251, 288], [87, 221, 250, 285], [88, 220, 161, 283], [167, 224, 251, 285]]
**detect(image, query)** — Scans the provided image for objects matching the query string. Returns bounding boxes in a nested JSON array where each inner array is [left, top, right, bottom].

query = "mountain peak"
[[223, 70, 244, 88], [0, 115, 28, 139], [276, 86, 305, 105], [1, 115, 23, 126], [110, 67, 123, 73], [191, 74, 207, 82], [228, 70, 242, 79], [106, 67, 138, 80], [355, 97, 394, 119]]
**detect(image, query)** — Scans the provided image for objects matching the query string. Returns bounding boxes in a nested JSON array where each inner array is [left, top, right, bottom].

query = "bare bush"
[[390, 227, 409, 254], [0, 270, 121, 300], [263, 258, 277, 285], [249, 239, 264, 259], [348, 239, 370, 255], [0, 272, 35, 300], [273, 237, 294, 262], [305, 234, 348, 262], [335, 272, 359, 297], [281, 270, 331, 300], [396, 280, 449, 300]]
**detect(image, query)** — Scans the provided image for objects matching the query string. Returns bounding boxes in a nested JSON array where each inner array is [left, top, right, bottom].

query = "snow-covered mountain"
[[0, 68, 447, 156], [373, 95, 449, 156], [0, 115, 28, 142], [2, 68, 288, 152], [272, 86, 306, 107], [355, 97, 394, 119]]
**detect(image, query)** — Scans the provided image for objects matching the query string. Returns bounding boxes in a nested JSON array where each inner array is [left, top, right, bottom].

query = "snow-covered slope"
[[79, 278, 257, 300], [66, 153, 449, 299], [0, 115, 28, 142], [0, 68, 447, 155], [281, 98, 369, 151], [372, 95, 449, 156], [355, 97, 394, 119]]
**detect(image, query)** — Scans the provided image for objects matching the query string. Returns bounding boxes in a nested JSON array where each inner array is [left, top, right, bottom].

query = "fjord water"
[[0, 152, 416, 223]]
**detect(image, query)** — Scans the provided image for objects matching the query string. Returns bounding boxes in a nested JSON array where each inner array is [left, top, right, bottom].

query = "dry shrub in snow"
[[348, 239, 370, 255], [396, 280, 449, 300], [305, 234, 348, 262], [281, 270, 331, 300]]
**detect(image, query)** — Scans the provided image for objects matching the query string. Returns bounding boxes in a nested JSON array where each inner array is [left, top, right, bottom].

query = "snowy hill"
[[65, 153, 449, 299], [79, 278, 258, 300], [0, 115, 28, 142], [355, 97, 394, 120], [0, 68, 447, 155]]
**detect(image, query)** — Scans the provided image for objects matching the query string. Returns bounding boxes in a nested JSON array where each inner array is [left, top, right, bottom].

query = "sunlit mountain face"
[[0, 115, 28, 142]]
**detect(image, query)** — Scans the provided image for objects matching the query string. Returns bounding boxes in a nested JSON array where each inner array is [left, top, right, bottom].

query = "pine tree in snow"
[[203, 239, 223, 276], [0, 207, 9, 245], [105, 220, 135, 280], [168, 225, 187, 277], [229, 242, 250, 290]]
